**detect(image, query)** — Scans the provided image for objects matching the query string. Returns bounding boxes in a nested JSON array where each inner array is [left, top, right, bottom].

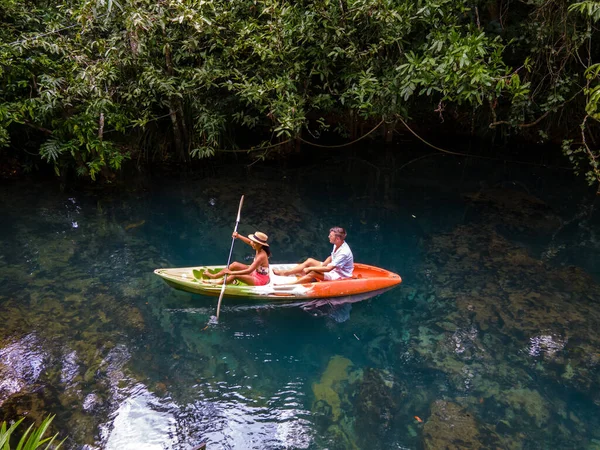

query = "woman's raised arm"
[[233, 231, 253, 247]]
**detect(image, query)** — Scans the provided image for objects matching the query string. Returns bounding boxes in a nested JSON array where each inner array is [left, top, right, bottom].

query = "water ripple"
[[104, 383, 313, 450], [0, 334, 46, 406], [60, 349, 78, 385], [186, 399, 313, 449], [528, 334, 566, 358], [105, 385, 179, 450]]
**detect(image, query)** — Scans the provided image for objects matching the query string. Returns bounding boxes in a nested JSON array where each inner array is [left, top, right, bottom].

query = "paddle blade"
[[207, 315, 219, 326], [236, 195, 244, 223]]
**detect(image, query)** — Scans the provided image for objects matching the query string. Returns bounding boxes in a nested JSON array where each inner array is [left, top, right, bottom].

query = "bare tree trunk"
[[384, 122, 394, 142], [98, 113, 104, 140], [168, 104, 186, 161]]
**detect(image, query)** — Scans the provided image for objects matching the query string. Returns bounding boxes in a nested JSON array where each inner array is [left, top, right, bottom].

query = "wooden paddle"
[[215, 195, 244, 321]]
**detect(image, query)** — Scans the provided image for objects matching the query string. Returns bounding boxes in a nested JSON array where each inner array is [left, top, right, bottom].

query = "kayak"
[[153, 263, 402, 301]]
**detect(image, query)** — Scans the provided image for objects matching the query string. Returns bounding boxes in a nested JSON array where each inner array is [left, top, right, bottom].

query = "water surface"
[[1, 149, 600, 449]]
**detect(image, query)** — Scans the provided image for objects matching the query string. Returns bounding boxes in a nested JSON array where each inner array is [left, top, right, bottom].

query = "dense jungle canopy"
[[0, 0, 599, 190]]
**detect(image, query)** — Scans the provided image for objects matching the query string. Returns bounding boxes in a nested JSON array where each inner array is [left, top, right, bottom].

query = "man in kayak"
[[274, 227, 354, 284]]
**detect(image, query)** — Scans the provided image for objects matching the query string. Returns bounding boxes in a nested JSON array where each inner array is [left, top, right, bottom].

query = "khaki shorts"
[[324, 271, 343, 281]]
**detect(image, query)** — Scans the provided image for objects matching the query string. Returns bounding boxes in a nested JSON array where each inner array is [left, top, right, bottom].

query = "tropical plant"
[[0, 415, 63, 449]]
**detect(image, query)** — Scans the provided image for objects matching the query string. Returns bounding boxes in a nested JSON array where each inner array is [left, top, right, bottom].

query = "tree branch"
[[489, 109, 551, 129], [23, 120, 53, 135], [489, 91, 581, 129]]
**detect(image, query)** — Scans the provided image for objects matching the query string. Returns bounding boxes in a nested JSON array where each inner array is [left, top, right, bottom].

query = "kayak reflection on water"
[[302, 300, 353, 323]]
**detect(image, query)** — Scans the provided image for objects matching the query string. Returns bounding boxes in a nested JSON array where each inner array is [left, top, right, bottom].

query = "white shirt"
[[329, 241, 354, 278]]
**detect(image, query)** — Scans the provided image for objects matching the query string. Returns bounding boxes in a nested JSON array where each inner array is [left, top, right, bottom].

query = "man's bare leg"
[[273, 258, 322, 276], [279, 270, 325, 285]]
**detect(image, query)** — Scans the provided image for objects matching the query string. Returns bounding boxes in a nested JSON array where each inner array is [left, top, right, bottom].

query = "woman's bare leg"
[[206, 261, 247, 279], [226, 274, 256, 285]]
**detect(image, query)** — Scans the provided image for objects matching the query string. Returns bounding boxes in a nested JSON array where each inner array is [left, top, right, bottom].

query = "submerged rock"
[[354, 368, 402, 442], [405, 214, 600, 448], [463, 188, 561, 233], [422, 400, 482, 449], [421, 223, 600, 392], [82, 393, 103, 412]]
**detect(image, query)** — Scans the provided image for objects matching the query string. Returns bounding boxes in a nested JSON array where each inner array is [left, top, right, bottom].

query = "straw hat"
[[248, 231, 269, 247]]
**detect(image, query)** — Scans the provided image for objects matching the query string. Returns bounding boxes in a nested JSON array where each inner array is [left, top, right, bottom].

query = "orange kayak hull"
[[154, 263, 402, 301]]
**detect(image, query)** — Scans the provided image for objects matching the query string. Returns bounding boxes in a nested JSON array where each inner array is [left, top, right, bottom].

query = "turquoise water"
[[1, 149, 600, 449]]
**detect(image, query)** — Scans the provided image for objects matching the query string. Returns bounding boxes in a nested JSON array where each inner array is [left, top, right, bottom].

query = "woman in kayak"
[[205, 231, 271, 285]]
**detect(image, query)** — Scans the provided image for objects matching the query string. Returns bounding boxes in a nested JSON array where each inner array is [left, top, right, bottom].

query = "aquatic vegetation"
[[422, 399, 512, 449], [323, 422, 359, 450], [498, 388, 549, 428], [310, 353, 411, 448], [364, 331, 401, 367], [312, 356, 354, 422]]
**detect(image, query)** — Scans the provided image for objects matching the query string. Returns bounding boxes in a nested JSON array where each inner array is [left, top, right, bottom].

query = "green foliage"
[[0, 415, 63, 449], [562, 137, 600, 190], [0, 0, 597, 189], [0, 0, 517, 180], [568, 1, 600, 21], [564, 1, 600, 189], [397, 30, 519, 105]]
